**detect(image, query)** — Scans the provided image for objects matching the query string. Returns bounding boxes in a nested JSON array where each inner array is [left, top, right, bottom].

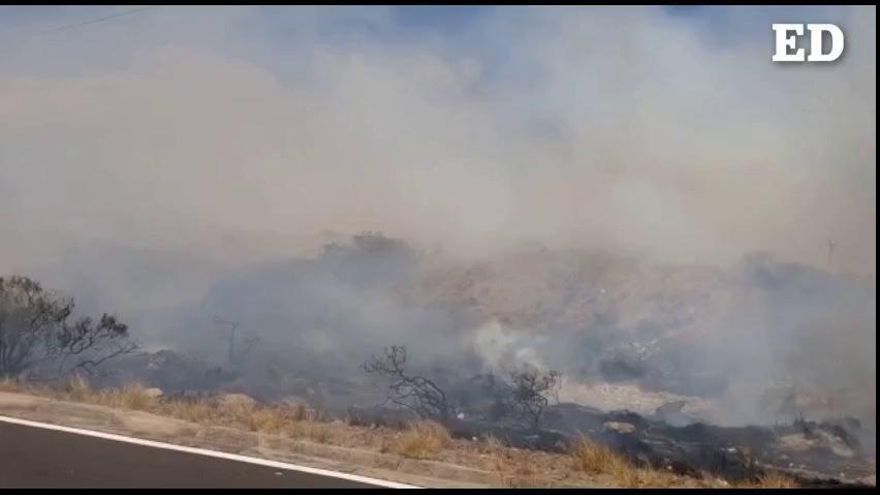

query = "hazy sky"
[[0, 6, 875, 275], [0, 7, 874, 429]]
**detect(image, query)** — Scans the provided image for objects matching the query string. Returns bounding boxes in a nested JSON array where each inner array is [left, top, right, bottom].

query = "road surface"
[[0, 417, 411, 488]]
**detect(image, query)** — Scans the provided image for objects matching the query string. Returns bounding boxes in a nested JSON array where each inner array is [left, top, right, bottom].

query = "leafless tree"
[[362, 345, 451, 423], [0, 276, 137, 379], [508, 365, 561, 431], [212, 317, 260, 366]]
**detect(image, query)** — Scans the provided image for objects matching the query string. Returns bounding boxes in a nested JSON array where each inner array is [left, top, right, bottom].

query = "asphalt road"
[[0, 420, 388, 488]]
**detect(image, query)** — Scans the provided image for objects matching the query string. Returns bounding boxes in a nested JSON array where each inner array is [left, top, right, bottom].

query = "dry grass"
[[57, 377, 158, 411], [102, 384, 159, 411], [384, 420, 451, 460], [0, 379, 800, 488], [245, 407, 290, 434], [570, 437, 631, 476], [569, 438, 687, 488], [162, 399, 217, 424], [736, 471, 800, 488], [291, 403, 309, 421], [60, 374, 93, 402], [287, 420, 336, 444], [0, 376, 19, 392], [493, 447, 548, 487], [758, 472, 799, 488]]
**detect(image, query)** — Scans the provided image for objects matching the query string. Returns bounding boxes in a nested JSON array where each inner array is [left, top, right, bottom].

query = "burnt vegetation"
[[507, 365, 561, 431], [362, 345, 453, 424], [0, 275, 136, 380], [0, 234, 874, 487], [361, 345, 563, 433]]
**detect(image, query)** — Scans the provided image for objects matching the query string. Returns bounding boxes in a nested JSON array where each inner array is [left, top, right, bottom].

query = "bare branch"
[[0, 275, 135, 380], [363, 345, 451, 423]]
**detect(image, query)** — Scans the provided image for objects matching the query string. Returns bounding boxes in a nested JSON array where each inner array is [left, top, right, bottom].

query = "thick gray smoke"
[[0, 7, 875, 427]]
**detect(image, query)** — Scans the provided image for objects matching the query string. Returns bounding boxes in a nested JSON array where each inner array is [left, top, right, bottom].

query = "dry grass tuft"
[[53, 377, 158, 411], [223, 400, 259, 429], [571, 438, 632, 476], [752, 471, 800, 488], [288, 420, 338, 444], [478, 435, 505, 455], [62, 374, 94, 402], [385, 420, 451, 460], [291, 403, 308, 421], [623, 467, 677, 488], [101, 383, 158, 411], [0, 376, 19, 392], [493, 448, 549, 487], [161, 399, 216, 424], [570, 438, 682, 487], [246, 407, 290, 434], [218, 402, 322, 436]]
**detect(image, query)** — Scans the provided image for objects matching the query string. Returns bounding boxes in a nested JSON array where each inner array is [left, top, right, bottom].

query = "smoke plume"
[[0, 6, 875, 427]]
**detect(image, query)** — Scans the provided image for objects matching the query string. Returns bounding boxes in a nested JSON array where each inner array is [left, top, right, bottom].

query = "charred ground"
[[3, 233, 876, 486]]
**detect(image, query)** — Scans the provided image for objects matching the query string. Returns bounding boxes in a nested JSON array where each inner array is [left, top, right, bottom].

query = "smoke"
[[0, 7, 875, 426]]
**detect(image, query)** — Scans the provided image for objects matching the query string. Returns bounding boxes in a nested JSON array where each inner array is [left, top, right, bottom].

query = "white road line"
[[0, 414, 418, 489]]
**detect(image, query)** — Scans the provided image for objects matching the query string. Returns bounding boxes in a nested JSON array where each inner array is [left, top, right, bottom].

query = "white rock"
[[218, 393, 256, 408], [603, 421, 636, 434], [143, 387, 163, 399]]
